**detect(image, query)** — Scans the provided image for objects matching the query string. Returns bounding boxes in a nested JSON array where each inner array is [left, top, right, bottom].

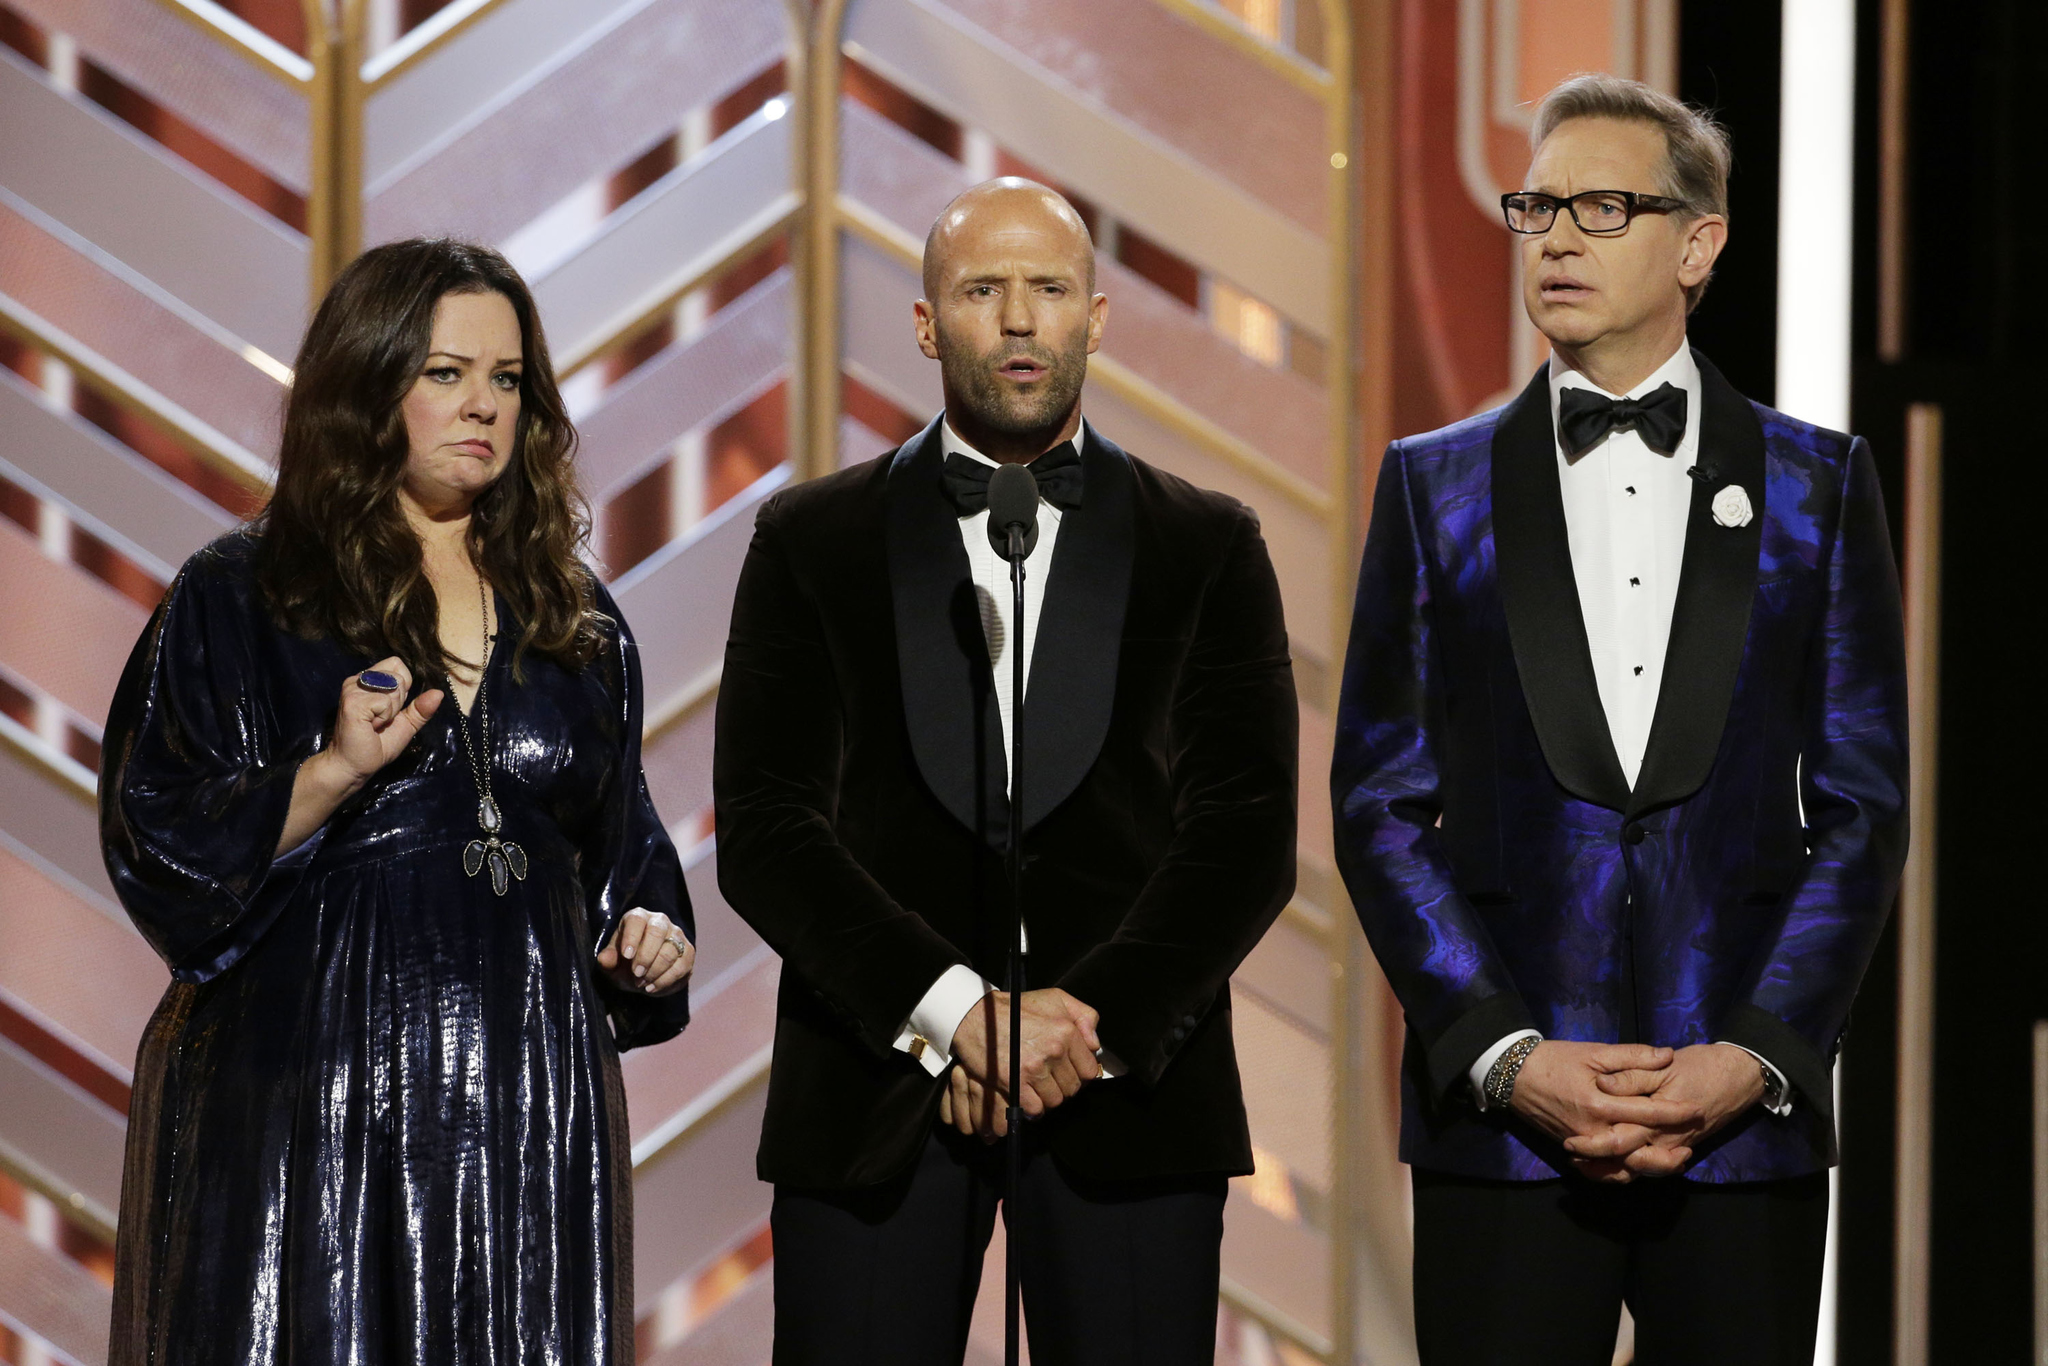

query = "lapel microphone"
[[986, 461, 1041, 561]]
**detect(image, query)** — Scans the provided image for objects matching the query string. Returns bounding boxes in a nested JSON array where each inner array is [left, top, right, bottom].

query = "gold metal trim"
[[0, 300, 274, 497], [360, 0, 515, 91], [0, 1137, 117, 1245], [1220, 1274, 1334, 1359], [303, 0, 367, 303], [148, 0, 313, 88], [1090, 354, 1334, 517], [795, 0, 850, 485], [630, 1044, 773, 1171], [1280, 894, 1336, 944], [643, 666, 722, 745], [0, 715, 95, 809], [1139, 0, 1334, 98], [1313, 0, 1365, 1356], [556, 198, 801, 380], [1877, 0, 1911, 363], [1895, 401, 1942, 1366], [835, 196, 1333, 520]]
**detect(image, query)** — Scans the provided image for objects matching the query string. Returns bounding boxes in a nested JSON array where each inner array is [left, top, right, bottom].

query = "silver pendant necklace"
[[450, 572, 527, 896]]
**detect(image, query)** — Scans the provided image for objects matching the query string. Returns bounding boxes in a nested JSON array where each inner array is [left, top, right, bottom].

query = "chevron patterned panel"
[[0, 1, 799, 1360], [1, 2, 1391, 1362]]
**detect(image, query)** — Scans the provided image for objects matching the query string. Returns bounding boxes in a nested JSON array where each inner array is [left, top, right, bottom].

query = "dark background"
[[1684, 1, 2048, 1360]]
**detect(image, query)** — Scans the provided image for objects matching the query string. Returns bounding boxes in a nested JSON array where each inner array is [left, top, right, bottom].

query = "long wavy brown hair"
[[254, 239, 601, 678]]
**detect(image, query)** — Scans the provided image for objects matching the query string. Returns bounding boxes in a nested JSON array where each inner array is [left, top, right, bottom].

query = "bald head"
[[912, 177, 1105, 462], [922, 178, 1096, 301]]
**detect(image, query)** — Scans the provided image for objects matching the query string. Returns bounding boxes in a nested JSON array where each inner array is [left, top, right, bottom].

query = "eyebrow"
[[425, 351, 523, 366], [958, 270, 1076, 286]]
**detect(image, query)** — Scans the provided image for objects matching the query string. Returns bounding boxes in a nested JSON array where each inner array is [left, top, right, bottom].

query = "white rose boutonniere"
[[1711, 484, 1754, 529]]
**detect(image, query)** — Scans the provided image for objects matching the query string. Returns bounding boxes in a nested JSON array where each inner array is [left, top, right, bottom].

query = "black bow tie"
[[1558, 382, 1688, 457], [941, 441, 1085, 517]]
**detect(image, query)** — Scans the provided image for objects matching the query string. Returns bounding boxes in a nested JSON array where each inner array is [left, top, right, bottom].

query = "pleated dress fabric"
[[98, 534, 691, 1366]]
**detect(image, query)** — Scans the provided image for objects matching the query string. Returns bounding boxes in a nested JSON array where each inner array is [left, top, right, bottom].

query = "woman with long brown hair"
[[99, 238, 692, 1364]]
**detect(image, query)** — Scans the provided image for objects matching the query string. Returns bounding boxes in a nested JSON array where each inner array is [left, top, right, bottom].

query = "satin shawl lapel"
[[1492, 364, 1633, 810], [887, 418, 1007, 843], [1628, 351, 1765, 816], [1018, 428, 1135, 830]]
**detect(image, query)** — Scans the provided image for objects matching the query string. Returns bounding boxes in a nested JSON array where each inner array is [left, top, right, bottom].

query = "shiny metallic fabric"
[[99, 535, 691, 1365]]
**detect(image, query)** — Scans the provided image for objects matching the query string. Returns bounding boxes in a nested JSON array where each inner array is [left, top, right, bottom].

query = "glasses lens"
[[1505, 195, 1555, 233], [1572, 193, 1633, 234]]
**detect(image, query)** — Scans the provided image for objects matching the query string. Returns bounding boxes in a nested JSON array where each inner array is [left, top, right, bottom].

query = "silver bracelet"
[[1485, 1034, 1543, 1109]]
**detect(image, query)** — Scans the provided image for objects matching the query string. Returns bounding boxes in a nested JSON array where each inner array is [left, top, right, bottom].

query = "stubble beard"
[[938, 322, 1089, 441]]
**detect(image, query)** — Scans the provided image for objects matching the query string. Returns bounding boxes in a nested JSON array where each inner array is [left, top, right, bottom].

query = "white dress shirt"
[[1468, 344, 1789, 1117], [1553, 344, 1702, 790], [891, 419, 1113, 1077]]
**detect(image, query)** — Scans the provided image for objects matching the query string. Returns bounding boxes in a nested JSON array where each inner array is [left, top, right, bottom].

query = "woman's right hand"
[[323, 659, 444, 786], [277, 659, 444, 856], [319, 656, 444, 788]]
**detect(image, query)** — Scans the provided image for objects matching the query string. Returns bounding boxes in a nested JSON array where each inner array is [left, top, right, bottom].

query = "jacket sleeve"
[[1330, 442, 1534, 1100], [587, 580, 694, 1052], [1055, 505, 1298, 1085], [1716, 436, 1908, 1118], [713, 498, 971, 1059], [99, 548, 325, 982]]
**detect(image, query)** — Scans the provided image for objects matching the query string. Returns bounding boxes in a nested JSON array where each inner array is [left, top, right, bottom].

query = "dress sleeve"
[[98, 543, 327, 982], [586, 579, 694, 1052]]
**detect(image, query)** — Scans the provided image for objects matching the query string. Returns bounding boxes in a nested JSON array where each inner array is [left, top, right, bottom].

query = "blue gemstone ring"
[[357, 669, 401, 693]]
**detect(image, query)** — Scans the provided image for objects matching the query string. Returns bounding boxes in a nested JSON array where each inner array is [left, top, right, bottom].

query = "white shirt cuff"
[[1718, 1042, 1795, 1116], [1469, 1030, 1542, 1110], [893, 964, 994, 1078]]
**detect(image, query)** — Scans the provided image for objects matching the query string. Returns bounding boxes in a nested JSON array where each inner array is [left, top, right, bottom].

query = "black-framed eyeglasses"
[[1501, 190, 1689, 235]]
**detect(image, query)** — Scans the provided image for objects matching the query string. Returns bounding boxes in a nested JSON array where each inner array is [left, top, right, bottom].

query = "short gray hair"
[[1531, 73, 1733, 311]]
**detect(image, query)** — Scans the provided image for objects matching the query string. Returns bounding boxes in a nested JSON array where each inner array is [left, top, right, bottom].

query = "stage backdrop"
[[0, 3, 1679, 1363]]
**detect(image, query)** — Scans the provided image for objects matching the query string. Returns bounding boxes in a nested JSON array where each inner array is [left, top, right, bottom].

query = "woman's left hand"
[[597, 908, 695, 996]]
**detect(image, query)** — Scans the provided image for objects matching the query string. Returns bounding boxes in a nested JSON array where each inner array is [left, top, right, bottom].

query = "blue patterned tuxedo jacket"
[[1331, 352, 1908, 1183]]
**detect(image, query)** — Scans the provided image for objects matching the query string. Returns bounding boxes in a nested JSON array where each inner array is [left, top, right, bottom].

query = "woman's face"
[[397, 290, 524, 521]]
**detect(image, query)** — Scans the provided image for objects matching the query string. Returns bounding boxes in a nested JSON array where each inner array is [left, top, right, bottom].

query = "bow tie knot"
[[941, 441, 1085, 517], [1558, 382, 1688, 457]]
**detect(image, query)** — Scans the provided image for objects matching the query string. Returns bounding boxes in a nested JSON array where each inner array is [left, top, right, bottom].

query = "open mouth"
[[1539, 278, 1592, 302], [996, 357, 1047, 382]]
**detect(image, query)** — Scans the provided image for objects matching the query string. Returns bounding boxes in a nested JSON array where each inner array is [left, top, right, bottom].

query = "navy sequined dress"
[[98, 534, 690, 1365]]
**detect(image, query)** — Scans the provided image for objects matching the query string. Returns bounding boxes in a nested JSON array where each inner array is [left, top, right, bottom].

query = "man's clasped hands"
[[938, 988, 1103, 1141], [1512, 1040, 1769, 1181], [931, 994, 1769, 1178]]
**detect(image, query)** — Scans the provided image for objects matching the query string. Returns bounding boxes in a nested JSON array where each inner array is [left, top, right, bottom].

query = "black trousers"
[[771, 1127, 1227, 1366], [1412, 1168, 1830, 1366]]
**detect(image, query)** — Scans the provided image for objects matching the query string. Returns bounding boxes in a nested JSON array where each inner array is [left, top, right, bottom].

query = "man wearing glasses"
[[1333, 73, 1907, 1363]]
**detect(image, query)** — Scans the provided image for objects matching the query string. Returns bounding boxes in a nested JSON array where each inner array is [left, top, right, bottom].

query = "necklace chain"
[[449, 571, 495, 804], [450, 569, 527, 895]]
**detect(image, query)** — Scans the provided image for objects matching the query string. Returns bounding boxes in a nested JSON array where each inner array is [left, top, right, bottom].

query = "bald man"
[[714, 180, 1297, 1364]]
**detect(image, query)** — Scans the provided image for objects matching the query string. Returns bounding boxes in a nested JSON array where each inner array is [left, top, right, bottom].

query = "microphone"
[[984, 457, 1037, 1366], [985, 462, 1040, 561]]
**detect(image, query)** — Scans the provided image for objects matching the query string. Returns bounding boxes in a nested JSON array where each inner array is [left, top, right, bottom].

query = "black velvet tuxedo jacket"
[[714, 418, 1298, 1189]]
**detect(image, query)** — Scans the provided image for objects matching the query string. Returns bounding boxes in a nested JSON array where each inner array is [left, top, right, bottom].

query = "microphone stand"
[[1003, 522, 1026, 1366]]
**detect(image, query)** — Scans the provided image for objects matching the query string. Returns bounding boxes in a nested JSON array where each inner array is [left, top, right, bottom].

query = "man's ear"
[[914, 298, 941, 361], [1677, 214, 1728, 291], [1085, 293, 1108, 355]]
